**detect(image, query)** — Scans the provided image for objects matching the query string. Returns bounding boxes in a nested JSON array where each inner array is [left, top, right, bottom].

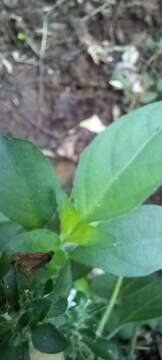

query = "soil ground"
[[0, 0, 162, 358], [1, 0, 162, 187]]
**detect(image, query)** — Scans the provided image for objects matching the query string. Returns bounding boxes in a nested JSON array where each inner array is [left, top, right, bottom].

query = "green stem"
[[96, 276, 123, 338]]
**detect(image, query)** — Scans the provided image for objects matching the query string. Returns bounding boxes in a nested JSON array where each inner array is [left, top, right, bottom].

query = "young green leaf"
[[72, 205, 162, 277], [31, 323, 68, 354], [0, 137, 60, 229], [72, 102, 162, 222]]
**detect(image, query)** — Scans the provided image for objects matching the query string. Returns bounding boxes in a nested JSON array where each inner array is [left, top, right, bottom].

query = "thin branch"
[[83, 0, 114, 22], [96, 276, 123, 338], [36, 14, 48, 130]]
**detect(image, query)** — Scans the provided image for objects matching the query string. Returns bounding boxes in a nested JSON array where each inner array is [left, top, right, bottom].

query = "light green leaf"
[[0, 137, 60, 229], [71, 206, 162, 277], [72, 102, 162, 222]]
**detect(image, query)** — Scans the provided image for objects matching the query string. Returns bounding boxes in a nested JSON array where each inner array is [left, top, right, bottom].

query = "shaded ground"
[[1, 1, 162, 167]]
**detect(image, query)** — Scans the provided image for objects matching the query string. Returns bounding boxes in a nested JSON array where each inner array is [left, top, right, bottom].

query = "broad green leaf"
[[4, 229, 59, 272], [0, 222, 22, 252], [91, 273, 155, 299], [6, 229, 59, 253], [0, 137, 60, 229], [116, 277, 162, 325], [72, 102, 162, 222], [119, 276, 155, 298], [72, 205, 162, 277], [31, 323, 68, 354]]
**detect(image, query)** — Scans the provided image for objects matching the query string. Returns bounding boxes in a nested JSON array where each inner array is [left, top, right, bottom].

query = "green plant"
[[1, 102, 162, 359]]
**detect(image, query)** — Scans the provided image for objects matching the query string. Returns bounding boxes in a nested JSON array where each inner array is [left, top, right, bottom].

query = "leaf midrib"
[[84, 127, 162, 221]]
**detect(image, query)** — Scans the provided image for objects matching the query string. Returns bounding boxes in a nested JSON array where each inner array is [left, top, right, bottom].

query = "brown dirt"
[[0, 1, 162, 188]]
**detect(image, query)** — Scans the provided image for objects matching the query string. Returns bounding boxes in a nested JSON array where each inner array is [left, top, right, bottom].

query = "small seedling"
[[17, 32, 26, 41]]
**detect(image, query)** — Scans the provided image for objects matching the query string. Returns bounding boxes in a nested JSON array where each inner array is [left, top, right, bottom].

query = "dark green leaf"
[[54, 262, 72, 298], [91, 273, 155, 299], [0, 137, 60, 229], [16, 312, 31, 330], [71, 261, 91, 280], [72, 102, 162, 222], [0, 252, 10, 279], [85, 336, 115, 360], [43, 278, 54, 295], [29, 298, 51, 324], [116, 276, 162, 325], [0, 341, 29, 360], [72, 206, 162, 276], [0, 222, 22, 252], [31, 323, 68, 354], [47, 297, 67, 318], [0, 317, 12, 338], [4, 268, 19, 308]]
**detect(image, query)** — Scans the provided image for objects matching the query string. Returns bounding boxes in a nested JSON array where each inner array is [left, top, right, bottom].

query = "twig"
[[83, 0, 114, 22], [47, 0, 67, 17], [40, 15, 48, 59], [36, 14, 48, 131], [129, 326, 139, 360], [96, 276, 123, 338]]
